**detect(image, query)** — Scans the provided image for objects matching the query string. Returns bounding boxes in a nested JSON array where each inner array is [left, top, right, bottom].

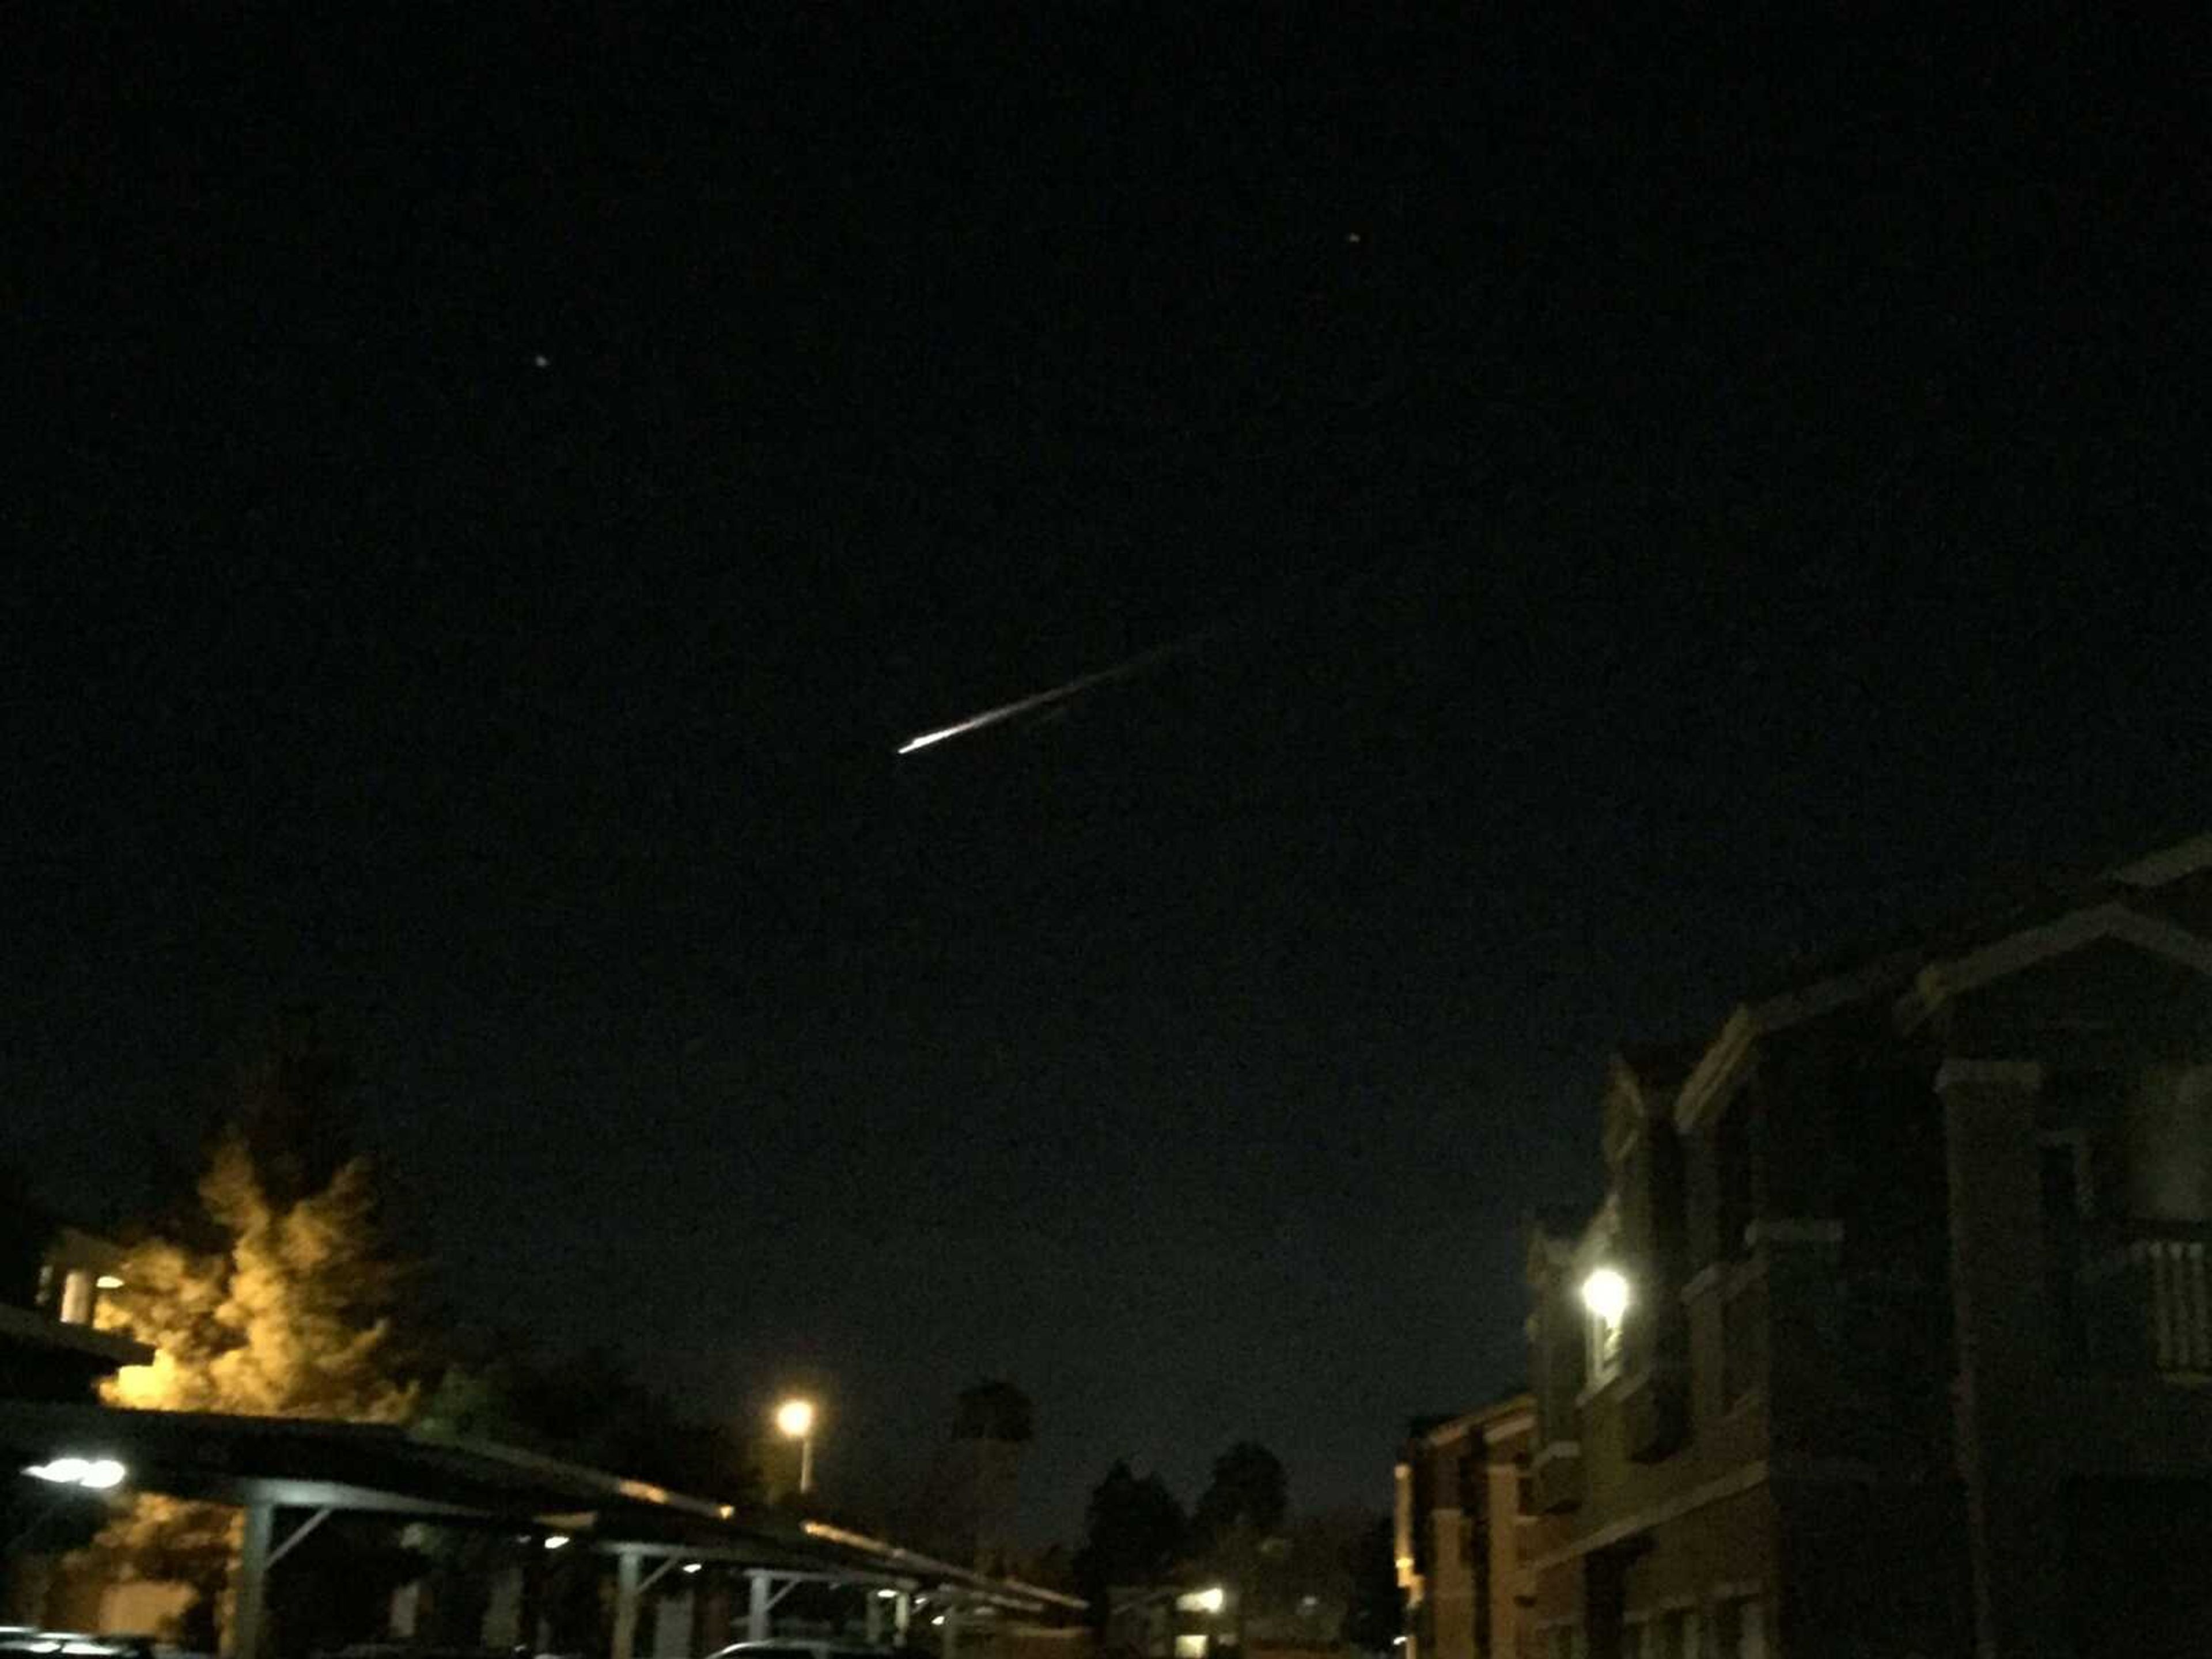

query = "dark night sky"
[[7, 7, 2212, 1542]]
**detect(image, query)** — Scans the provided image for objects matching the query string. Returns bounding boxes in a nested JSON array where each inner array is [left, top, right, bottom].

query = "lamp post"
[[775, 1397, 817, 1495]]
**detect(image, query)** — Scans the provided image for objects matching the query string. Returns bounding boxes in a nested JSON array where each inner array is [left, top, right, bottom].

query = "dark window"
[[1714, 1100, 1755, 1263], [2041, 1136, 2089, 1362], [1722, 1276, 1765, 1407]]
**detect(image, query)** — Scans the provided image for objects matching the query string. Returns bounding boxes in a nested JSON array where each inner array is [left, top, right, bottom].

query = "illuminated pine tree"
[[78, 1071, 414, 1642], [99, 1133, 412, 1421]]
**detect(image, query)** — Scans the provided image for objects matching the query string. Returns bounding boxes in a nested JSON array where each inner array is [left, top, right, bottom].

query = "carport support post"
[[521, 1535, 550, 1653], [748, 1571, 772, 1641], [866, 1592, 884, 1646], [611, 1549, 642, 1659], [232, 1500, 274, 1659], [894, 1590, 911, 1643], [943, 1603, 961, 1659]]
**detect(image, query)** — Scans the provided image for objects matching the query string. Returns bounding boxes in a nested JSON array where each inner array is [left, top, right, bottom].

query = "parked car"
[[705, 1643, 907, 1659]]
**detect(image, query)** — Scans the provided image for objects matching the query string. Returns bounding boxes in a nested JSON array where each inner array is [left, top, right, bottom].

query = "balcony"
[[2078, 1221, 2212, 1376]]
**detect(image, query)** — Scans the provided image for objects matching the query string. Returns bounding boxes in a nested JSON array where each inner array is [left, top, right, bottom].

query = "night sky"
[[9, 9, 2212, 1543]]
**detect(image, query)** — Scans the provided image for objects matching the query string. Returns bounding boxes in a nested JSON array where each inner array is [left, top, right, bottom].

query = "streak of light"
[[896, 635, 1197, 756]]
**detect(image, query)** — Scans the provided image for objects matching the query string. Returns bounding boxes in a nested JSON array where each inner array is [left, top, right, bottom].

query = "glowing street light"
[[775, 1397, 817, 1494], [24, 1457, 126, 1490], [1580, 1266, 1631, 1368], [1580, 1267, 1630, 1323]]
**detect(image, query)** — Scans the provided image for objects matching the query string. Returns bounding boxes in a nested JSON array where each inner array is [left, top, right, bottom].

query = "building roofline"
[[2110, 831, 2212, 889], [0, 1302, 153, 1368], [1668, 827, 2212, 1134], [1412, 1390, 1537, 1448]]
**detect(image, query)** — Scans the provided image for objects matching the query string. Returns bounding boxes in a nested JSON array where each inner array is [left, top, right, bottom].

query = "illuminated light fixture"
[[1176, 1588, 1228, 1615], [543, 1535, 571, 1551], [24, 1457, 124, 1489], [775, 1397, 817, 1494], [1580, 1267, 1631, 1323], [931, 1618, 946, 1629], [719, 1505, 735, 1520], [94, 1276, 125, 1291], [682, 1563, 702, 1575]]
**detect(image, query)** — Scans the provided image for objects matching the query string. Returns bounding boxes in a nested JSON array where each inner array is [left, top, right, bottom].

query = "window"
[[1721, 1275, 1765, 1408], [2040, 1131, 2090, 1360], [1583, 1264, 1630, 1387], [1544, 1294, 1587, 1430], [1711, 1599, 1764, 1659], [1589, 1302, 1627, 1384], [1656, 1609, 1698, 1659], [1714, 1099, 1755, 1263], [59, 1267, 95, 1326]]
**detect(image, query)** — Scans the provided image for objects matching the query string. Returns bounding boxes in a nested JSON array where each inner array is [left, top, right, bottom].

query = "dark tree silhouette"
[[1074, 1460, 1188, 1626], [1191, 1440, 1288, 1549], [953, 1377, 1035, 1441], [1340, 1514, 1403, 1653]]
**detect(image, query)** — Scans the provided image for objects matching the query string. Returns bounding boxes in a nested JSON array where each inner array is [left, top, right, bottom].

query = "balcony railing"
[[2078, 1221, 2212, 1375]]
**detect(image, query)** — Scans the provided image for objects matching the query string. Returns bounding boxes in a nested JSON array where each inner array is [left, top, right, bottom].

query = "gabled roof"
[[1410, 1390, 1536, 1449], [1613, 1040, 1703, 1091], [1669, 829, 2212, 1131]]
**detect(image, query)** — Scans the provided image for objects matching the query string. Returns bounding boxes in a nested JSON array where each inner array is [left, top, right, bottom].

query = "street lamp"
[[23, 1457, 126, 1491], [775, 1397, 817, 1494]]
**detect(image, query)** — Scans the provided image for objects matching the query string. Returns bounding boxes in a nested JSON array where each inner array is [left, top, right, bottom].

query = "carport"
[[0, 1402, 1078, 1659]]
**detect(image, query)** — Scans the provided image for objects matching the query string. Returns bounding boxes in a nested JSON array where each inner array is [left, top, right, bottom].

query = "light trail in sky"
[[896, 635, 1199, 756]]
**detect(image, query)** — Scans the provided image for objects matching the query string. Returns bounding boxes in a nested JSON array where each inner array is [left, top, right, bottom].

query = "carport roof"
[[0, 1399, 762, 1536], [0, 1400, 1083, 1613]]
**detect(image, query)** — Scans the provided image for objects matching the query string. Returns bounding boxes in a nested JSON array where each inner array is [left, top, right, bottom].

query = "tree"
[[415, 1340, 757, 1507], [1074, 1461, 1187, 1627], [1190, 1441, 1287, 1551], [952, 1378, 1035, 1443], [1339, 1514, 1403, 1653], [75, 1019, 416, 1649], [1187, 1442, 1289, 1644], [100, 1137, 413, 1419]]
